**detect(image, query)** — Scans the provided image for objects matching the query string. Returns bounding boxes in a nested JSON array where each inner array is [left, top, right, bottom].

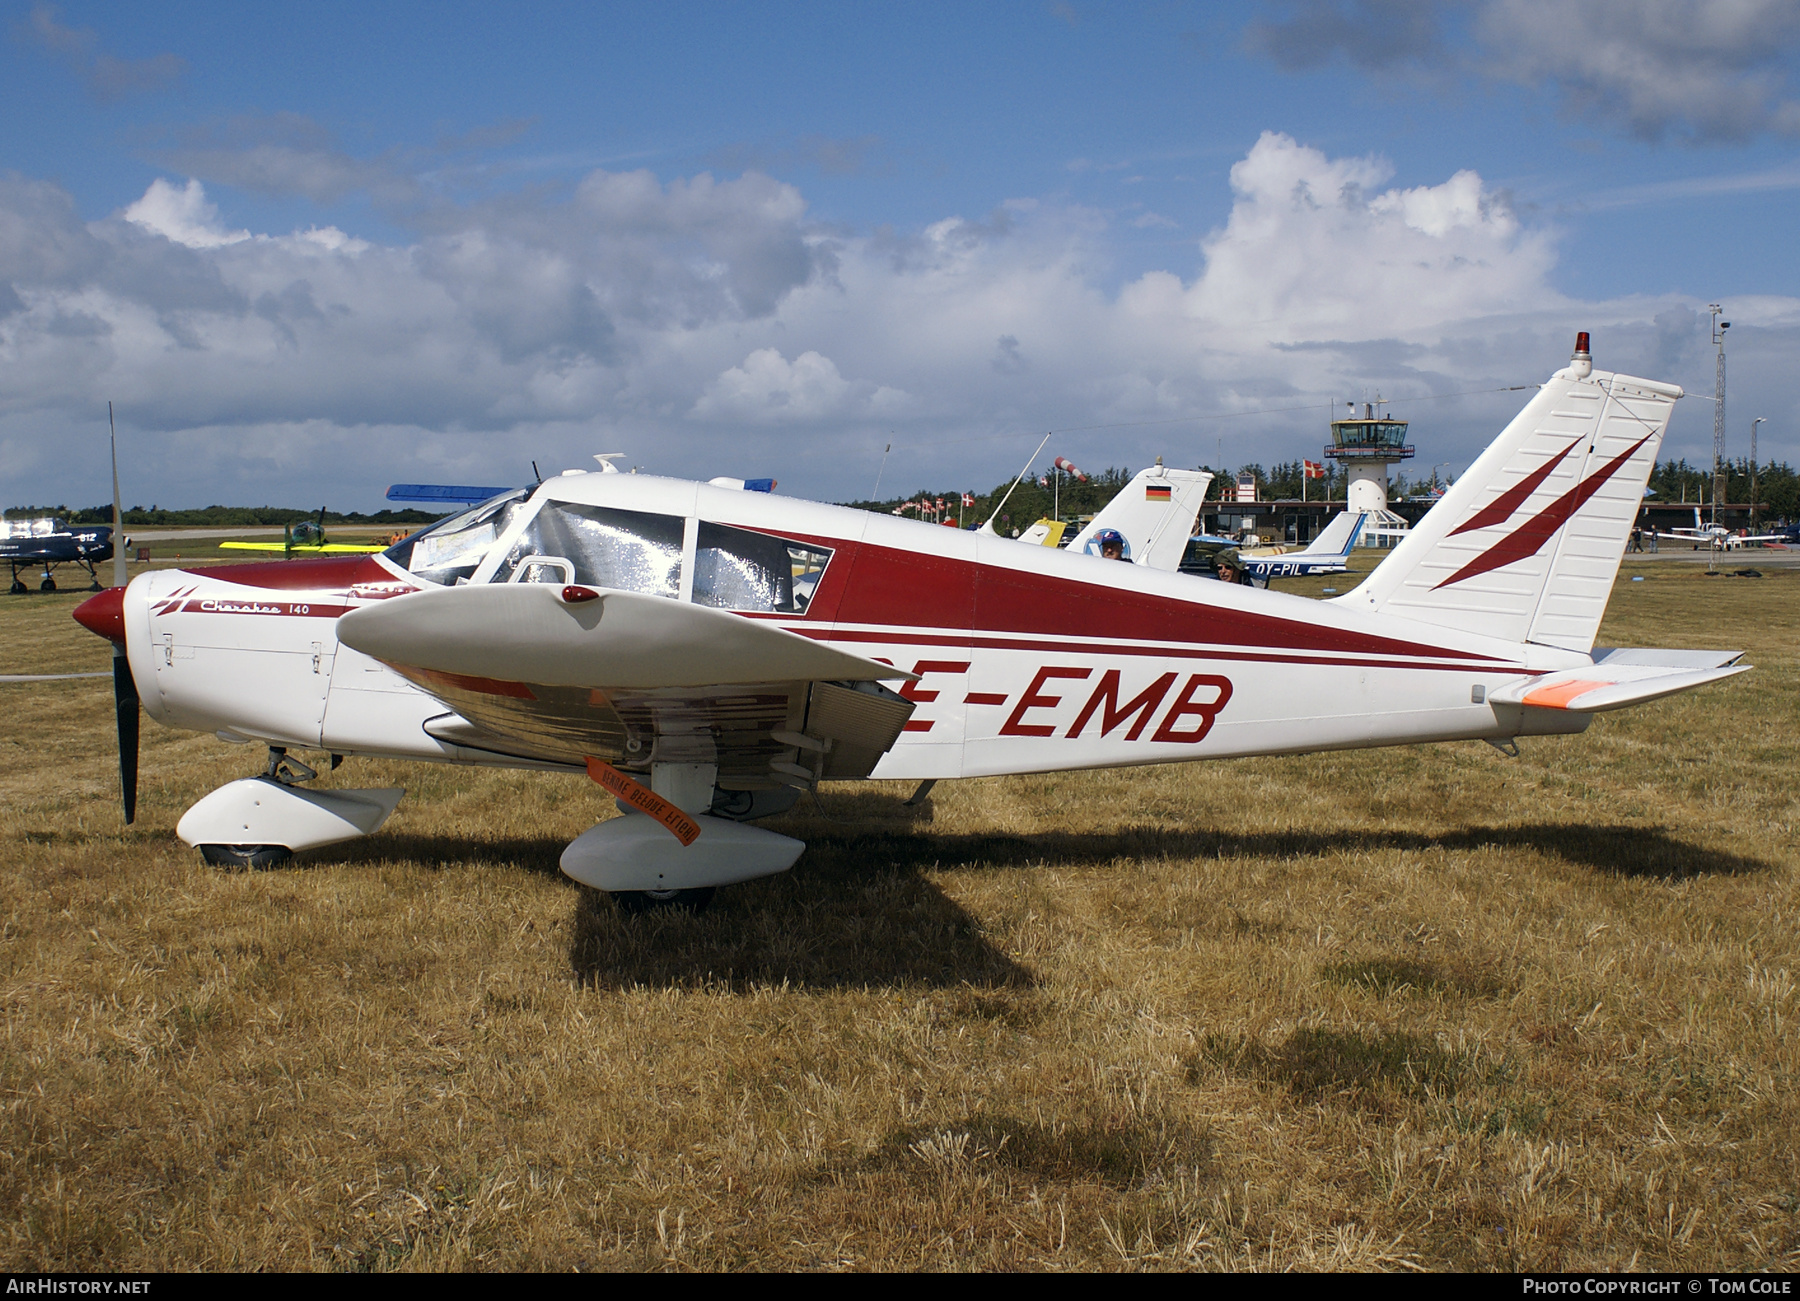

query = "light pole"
[[1710, 305, 1730, 527], [1751, 417, 1766, 528]]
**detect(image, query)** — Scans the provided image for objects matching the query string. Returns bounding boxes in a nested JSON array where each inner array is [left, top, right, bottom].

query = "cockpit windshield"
[[383, 488, 530, 586]]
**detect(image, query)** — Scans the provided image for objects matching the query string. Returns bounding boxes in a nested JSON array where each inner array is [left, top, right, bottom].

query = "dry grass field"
[[0, 555, 1795, 1270]]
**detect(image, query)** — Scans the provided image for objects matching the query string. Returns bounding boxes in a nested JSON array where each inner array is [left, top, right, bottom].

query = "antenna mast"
[[1710, 305, 1729, 528]]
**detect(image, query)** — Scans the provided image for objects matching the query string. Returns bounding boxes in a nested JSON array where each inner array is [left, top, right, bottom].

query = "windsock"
[[1053, 456, 1088, 481]]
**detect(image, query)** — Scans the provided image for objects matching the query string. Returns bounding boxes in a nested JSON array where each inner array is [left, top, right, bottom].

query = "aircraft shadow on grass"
[[321, 828, 1035, 993], [776, 796, 1779, 885], [237, 799, 1777, 993]]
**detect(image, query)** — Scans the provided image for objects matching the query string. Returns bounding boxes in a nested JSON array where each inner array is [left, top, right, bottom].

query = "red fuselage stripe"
[[796, 626, 1532, 675]]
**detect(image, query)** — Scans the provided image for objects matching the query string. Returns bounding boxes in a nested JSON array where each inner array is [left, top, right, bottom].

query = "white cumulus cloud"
[[123, 178, 249, 249], [2, 141, 1795, 513], [692, 348, 910, 423]]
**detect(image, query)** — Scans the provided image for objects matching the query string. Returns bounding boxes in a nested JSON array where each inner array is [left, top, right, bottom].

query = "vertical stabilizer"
[[1068, 464, 1212, 570], [1335, 338, 1681, 651], [1291, 508, 1365, 561]]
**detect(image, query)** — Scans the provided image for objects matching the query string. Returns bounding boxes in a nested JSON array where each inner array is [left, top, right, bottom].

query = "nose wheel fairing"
[[176, 778, 403, 854]]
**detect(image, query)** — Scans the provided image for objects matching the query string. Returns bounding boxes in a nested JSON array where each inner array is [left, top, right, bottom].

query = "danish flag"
[[1303, 460, 1325, 479], [962, 492, 976, 507]]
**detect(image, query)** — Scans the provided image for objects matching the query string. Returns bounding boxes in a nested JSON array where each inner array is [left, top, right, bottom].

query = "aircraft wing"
[[336, 583, 921, 785]]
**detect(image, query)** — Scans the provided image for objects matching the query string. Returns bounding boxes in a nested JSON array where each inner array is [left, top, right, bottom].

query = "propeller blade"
[[113, 645, 139, 824]]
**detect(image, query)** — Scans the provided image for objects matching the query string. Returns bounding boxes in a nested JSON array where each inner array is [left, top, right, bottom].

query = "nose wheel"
[[610, 887, 716, 915], [198, 843, 295, 869]]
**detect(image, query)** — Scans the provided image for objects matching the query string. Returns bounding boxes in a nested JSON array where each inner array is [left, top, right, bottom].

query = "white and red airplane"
[[74, 335, 1749, 911], [1654, 510, 1790, 550]]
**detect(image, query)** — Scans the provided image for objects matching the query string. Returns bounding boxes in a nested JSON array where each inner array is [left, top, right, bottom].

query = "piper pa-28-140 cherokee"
[[73, 336, 1748, 910]]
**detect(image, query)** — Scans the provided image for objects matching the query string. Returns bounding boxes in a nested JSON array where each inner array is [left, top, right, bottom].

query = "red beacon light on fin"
[[561, 586, 600, 603], [1566, 331, 1594, 379]]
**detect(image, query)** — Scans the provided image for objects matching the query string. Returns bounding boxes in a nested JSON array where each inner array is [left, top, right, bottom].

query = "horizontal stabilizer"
[[1489, 654, 1746, 713], [337, 582, 915, 690], [386, 484, 513, 504]]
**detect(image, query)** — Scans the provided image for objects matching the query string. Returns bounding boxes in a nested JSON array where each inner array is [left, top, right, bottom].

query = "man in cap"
[[1214, 547, 1245, 585], [1096, 528, 1129, 561]]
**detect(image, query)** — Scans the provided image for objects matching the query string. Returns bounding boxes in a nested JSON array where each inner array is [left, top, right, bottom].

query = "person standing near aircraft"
[[1096, 528, 1129, 561], [1213, 547, 1245, 585]]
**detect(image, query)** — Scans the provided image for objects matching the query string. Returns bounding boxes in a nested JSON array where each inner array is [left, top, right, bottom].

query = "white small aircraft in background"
[[75, 335, 1748, 912], [1001, 462, 1214, 570], [1655, 508, 1790, 550]]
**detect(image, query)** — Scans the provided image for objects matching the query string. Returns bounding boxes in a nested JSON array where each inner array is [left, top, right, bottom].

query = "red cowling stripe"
[[182, 554, 392, 591]]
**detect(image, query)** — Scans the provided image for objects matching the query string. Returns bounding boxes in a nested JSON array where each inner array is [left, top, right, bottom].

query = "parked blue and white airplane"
[[1, 517, 120, 594], [1238, 510, 1368, 583]]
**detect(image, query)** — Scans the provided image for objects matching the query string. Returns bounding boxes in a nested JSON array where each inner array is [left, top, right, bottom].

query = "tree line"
[[3, 504, 444, 527], [846, 455, 1799, 527]]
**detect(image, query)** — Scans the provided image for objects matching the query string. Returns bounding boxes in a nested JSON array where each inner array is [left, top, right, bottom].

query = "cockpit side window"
[[693, 522, 832, 614], [491, 502, 685, 597], [384, 489, 529, 586]]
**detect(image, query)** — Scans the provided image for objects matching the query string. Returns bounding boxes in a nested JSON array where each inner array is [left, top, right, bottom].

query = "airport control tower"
[[1326, 400, 1414, 539]]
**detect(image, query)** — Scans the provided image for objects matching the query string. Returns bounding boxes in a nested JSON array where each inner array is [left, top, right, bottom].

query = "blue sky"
[[3, 1, 1798, 510]]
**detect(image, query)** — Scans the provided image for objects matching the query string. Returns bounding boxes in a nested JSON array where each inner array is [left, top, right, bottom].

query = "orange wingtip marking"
[[1521, 678, 1610, 709], [584, 758, 701, 846], [416, 667, 536, 700]]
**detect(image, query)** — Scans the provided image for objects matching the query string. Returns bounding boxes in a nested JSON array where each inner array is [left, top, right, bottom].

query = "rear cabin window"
[[693, 522, 832, 614], [491, 502, 685, 598], [385, 489, 529, 586]]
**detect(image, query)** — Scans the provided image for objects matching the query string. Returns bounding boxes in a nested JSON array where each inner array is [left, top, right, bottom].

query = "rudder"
[[1335, 337, 1682, 651]]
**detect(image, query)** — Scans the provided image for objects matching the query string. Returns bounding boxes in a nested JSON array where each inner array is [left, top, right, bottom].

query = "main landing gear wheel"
[[198, 843, 294, 870], [39, 578, 55, 592], [8, 580, 24, 595], [611, 887, 716, 916]]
